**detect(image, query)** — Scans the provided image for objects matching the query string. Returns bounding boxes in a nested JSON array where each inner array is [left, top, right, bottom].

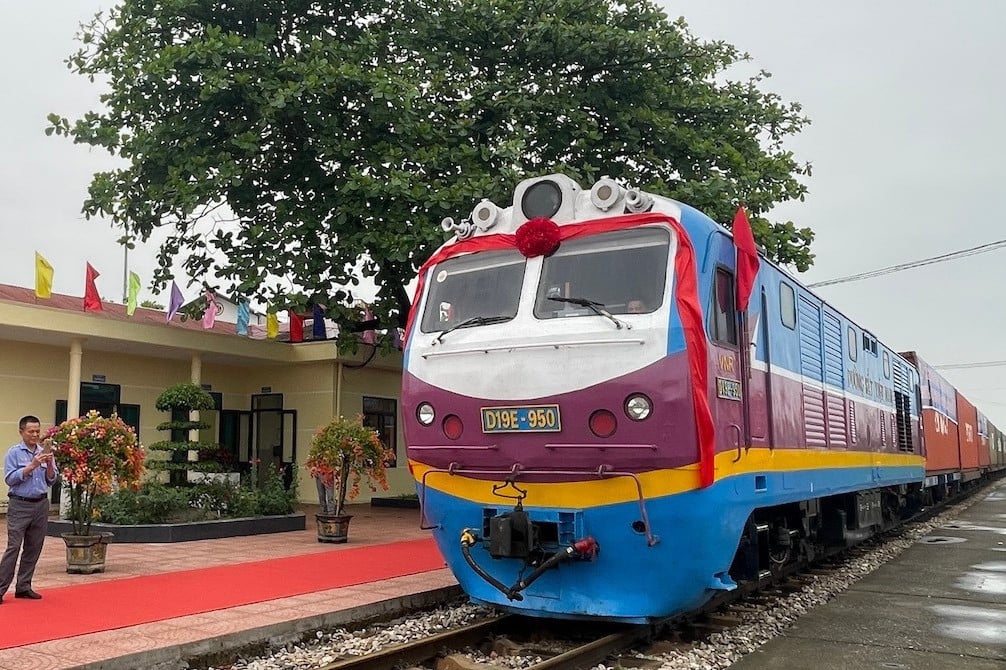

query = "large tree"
[[49, 0, 812, 338]]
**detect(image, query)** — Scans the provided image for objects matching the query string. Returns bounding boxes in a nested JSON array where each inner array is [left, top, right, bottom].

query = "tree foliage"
[[48, 0, 813, 337]]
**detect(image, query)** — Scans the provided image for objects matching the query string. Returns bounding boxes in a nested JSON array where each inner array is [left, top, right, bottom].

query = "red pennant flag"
[[84, 263, 102, 312], [288, 310, 304, 343], [733, 206, 760, 312]]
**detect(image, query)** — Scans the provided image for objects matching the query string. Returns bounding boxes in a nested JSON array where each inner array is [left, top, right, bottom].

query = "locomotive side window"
[[420, 250, 526, 333], [534, 228, 670, 319], [848, 326, 858, 362], [779, 283, 796, 329], [711, 268, 738, 345]]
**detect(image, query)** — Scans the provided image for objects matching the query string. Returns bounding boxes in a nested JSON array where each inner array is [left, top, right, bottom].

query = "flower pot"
[[61, 532, 114, 574], [315, 513, 353, 543]]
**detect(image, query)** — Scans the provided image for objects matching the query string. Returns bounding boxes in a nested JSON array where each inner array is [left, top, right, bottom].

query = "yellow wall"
[[0, 339, 411, 505]]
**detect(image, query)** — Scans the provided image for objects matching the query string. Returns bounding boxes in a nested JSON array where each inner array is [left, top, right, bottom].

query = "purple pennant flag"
[[312, 304, 326, 340], [166, 281, 184, 322]]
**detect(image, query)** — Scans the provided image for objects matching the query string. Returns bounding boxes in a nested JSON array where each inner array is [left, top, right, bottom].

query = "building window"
[[363, 396, 398, 468], [711, 268, 738, 345], [780, 283, 796, 329]]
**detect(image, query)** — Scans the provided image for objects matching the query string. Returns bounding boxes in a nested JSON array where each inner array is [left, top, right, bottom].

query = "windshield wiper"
[[548, 294, 631, 330], [435, 315, 511, 344]]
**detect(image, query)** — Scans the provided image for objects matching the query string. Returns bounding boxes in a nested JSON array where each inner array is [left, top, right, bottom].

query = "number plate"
[[481, 405, 562, 433], [716, 377, 742, 401]]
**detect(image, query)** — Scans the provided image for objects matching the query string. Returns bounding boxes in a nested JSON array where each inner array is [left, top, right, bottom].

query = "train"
[[401, 173, 1006, 623]]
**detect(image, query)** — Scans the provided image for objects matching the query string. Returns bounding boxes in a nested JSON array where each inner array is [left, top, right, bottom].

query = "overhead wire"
[[807, 238, 1006, 288], [934, 360, 1006, 371]]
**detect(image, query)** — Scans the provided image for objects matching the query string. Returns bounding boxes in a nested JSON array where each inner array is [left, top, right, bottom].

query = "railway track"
[[196, 480, 998, 670], [309, 484, 991, 670], [313, 614, 652, 670]]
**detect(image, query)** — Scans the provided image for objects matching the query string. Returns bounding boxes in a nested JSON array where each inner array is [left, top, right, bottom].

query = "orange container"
[[901, 352, 961, 474], [956, 392, 981, 472]]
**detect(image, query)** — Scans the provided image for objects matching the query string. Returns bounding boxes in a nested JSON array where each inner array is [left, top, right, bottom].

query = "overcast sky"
[[2, 2, 1005, 424]]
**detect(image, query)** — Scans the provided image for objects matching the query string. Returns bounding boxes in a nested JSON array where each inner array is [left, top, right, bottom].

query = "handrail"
[[421, 338, 645, 359], [409, 444, 498, 451], [544, 443, 657, 450]]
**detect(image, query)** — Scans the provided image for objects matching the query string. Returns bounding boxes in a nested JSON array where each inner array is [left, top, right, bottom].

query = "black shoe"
[[14, 590, 41, 600]]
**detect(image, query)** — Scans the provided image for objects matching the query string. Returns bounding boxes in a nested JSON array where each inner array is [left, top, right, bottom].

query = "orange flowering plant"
[[305, 415, 394, 516], [45, 410, 145, 536]]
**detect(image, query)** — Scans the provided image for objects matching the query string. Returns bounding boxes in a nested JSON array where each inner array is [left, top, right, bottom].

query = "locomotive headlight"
[[521, 179, 563, 219], [471, 200, 500, 231], [590, 177, 623, 211], [417, 403, 436, 425], [625, 394, 652, 421]]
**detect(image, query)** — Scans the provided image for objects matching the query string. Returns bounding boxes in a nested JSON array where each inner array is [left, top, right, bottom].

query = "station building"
[[0, 284, 411, 511]]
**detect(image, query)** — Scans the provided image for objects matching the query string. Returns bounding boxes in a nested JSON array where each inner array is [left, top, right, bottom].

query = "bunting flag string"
[[312, 304, 326, 340], [202, 289, 218, 329], [84, 263, 102, 312], [236, 301, 250, 336], [126, 271, 141, 316], [288, 310, 304, 343], [166, 281, 183, 322], [361, 306, 376, 345], [35, 252, 54, 299], [266, 312, 279, 339]]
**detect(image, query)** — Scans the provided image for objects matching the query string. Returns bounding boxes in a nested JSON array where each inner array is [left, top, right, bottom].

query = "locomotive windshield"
[[534, 228, 670, 319], [420, 249, 526, 333]]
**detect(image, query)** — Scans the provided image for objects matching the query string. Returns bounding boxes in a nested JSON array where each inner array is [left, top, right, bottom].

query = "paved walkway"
[[0, 503, 457, 670], [730, 478, 1006, 669]]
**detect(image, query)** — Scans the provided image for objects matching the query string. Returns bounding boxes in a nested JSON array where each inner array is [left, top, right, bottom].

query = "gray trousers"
[[315, 476, 335, 514], [0, 497, 49, 594]]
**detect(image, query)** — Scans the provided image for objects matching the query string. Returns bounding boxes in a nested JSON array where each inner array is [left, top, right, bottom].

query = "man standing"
[[1, 415, 57, 603]]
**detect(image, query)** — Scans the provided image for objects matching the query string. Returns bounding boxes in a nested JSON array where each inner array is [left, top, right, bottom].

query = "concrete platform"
[[0, 503, 458, 670], [730, 479, 1006, 669]]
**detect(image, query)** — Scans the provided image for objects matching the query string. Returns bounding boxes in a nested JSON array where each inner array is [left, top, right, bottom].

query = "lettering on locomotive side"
[[933, 412, 950, 435], [846, 369, 894, 404], [717, 353, 736, 373]]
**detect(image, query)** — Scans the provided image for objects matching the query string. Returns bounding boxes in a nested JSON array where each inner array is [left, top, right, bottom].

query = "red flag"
[[84, 263, 102, 312], [288, 310, 304, 343], [733, 206, 760, 311]]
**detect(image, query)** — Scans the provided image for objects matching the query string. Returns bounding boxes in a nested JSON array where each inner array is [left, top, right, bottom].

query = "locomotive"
[[401, 174, 1006, 622]]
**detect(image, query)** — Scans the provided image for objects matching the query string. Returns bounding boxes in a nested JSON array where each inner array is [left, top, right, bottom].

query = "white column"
[[61, 339, 84, 516], [189, 353, 202, 441], [67, 340, 83, 417]]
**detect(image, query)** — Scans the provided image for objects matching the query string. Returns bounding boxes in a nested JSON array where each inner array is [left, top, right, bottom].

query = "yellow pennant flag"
[[266, 312, 279, 339], [34, 252, 54, 299], [126, 271, 141, 316]]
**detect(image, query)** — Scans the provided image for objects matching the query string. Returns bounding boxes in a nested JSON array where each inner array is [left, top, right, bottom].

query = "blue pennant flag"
[[236, 301, 250, 336]]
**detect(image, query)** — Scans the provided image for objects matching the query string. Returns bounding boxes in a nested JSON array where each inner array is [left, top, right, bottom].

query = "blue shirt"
[[4, 441, 57, 498]]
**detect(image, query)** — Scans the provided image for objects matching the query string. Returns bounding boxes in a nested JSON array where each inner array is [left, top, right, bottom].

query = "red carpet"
[[0, 538, 444, 649]]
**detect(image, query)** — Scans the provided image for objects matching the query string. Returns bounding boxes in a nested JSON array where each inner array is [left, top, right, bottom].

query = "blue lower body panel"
[[418, 464, 924, 622]]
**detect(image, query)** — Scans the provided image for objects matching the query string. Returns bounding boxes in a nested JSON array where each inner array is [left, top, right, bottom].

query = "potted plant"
[[306, 415, 394, 543], [147, 382, 221, 486], [46, 410, 145, 573]]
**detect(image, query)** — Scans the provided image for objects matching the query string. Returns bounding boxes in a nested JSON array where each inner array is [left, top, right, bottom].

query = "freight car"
[[402, 174, 1004, 623]]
